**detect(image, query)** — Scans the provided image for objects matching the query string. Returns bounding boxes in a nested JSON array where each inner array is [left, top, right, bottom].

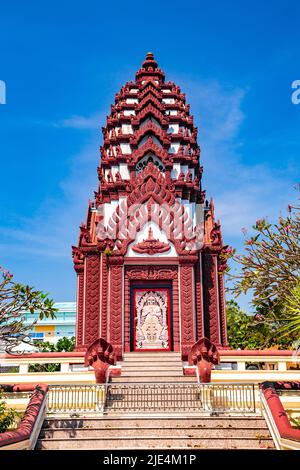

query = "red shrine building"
[[72, 53, 229, 359]]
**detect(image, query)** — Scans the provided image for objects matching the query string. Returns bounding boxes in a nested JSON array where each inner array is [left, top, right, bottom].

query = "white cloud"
[[57, 113, 102, 129]]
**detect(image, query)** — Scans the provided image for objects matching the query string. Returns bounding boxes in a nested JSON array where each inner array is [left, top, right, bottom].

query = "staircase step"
[[43, 417, 269, 430], [36, 436, 274, 450], [117, 371, 184, 377], [121, 366, 183, 371], [38, 427, 272, 439], [123, 352, 182, 355], [110, 376, 195, 383], [123, 353, 182, 360]]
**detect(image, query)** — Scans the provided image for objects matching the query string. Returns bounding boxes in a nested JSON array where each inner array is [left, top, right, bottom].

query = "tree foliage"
[[226, 300, 297, 350], [28, 336, 75, 372], [0, 267, 57, 353], [227, 192, 300, 336], [34, 336, 75, 353], [0, 390, 19, 433]]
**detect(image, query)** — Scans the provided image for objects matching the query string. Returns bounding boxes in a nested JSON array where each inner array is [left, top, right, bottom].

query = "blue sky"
[[0, 1, 299, 310]]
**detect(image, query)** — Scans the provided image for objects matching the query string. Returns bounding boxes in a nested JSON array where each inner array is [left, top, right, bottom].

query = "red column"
[[75, 269, 85, 350], [202, 251, 221, 345], [124, 270, 131, 352], [172, 273, 180, 352], [195, 257, 204, 340], [84, 252, 100, 347], [100, 253, 109, 340], [179, 260, 196, 358], [108, 256, 124, 359], [218, 272, 228, 346]]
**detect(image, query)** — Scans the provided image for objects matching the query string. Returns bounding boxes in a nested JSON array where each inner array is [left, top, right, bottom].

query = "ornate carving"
[[210, 222, 222, 247], [202, 253, 221, 345], [84, 338, 116, 383], [109, 264, 123, 358], [72, 246, 84, 273], [132, 227, 170, 255], [180, 264, 195, 357], [188, 337, 220, 383], [84, 254, 100, 346], [102, 163, 203, 256], [172, 272, 180, 352], [100, 254, 108, 340], [195, 259, 203, 339], [131, 136, 171, 166], [126, 265, 177, 280], [130, 120, 170, 147], [133, 103, 168, 127], [218, 272, 228, 347], [75, 271, 85, 349]]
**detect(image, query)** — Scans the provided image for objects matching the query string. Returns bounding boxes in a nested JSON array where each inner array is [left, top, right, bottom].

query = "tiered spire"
[[97, 52, 203, 206], [72, 53, 229, 353]]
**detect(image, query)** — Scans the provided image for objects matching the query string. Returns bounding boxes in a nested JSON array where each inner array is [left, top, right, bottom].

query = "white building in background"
[[23, 302, 76, 344]]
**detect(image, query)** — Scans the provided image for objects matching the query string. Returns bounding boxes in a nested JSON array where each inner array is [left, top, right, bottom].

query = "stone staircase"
[[36, 416, 275, 450], [111, 351, 192, 383], [36, 352, 275, 450]]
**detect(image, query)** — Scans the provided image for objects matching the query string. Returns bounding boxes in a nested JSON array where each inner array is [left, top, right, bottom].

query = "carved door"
[[133, 288, 171, 351]]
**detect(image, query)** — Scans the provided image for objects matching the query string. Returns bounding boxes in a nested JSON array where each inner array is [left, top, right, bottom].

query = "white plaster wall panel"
[[181, 165, 188, 175], [120, 143, 131, 154], [190, 202, 196, 226], [126, 98, 138, 104], [124, 110, 135, 116], [181, 199, 194, 224], [162, 89, 171, 93], [130, 89, 139, 93], [195, 203, 204, 227], [119, 196, 127, 204], [103, 200, 119, 226], [119, 163, 130, 179], [169, 142, 180, 154], [171, 163, 181, 179], [104, 166, 119, 179], [162, 98, 175, 104], [168, 124, 179, 134], [122, 124, 133, 134]]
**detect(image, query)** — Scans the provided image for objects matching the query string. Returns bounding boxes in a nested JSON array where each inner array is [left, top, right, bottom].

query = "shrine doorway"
[[130, 282, 173, 352]]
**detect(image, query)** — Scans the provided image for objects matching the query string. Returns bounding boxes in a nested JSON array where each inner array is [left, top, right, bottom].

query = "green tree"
[[226, 300, 296, 350], [0, 389, 19, 433], [55, 336, 75, 352], [0, 267, 57, 354], [227, 192, 300, 337], [278, 281, 300, 337], [28, 336, 75, 372]]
